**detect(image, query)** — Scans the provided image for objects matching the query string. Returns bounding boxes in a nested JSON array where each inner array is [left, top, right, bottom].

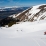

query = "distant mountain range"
[[0, 6, 29, 11]]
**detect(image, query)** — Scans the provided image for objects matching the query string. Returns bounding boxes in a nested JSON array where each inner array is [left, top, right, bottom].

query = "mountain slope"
[[12, 4, 46, 22]]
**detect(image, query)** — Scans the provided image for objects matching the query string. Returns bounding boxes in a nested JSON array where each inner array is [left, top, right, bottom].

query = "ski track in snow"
[[33, 38, 46, 46]]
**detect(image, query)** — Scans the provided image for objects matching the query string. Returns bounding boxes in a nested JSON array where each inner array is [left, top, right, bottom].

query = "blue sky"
[[0, 0, 46, 7]]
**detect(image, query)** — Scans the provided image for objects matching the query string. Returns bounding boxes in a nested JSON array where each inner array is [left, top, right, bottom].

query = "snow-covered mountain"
[[0, 4, 46, 46], [12, 4, 46, 22]]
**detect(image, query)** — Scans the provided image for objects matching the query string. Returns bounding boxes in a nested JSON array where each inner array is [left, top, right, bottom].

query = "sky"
[[0, 0, 46, 7]]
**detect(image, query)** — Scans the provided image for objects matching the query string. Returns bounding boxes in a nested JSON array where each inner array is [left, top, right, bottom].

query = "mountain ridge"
[[11, 4, 46, 22]]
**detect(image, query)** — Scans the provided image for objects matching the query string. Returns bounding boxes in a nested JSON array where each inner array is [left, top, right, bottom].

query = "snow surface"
[[0, 20, 46, 46], [37, 12, 46, 20], [28, 9, 40, 19], [26, 5, 41, 19]]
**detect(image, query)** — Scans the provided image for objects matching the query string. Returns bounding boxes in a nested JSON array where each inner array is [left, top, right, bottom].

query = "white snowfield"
[[0, 20, 46, 46]]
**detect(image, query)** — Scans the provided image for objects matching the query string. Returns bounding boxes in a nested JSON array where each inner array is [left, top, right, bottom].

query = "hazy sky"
[[0, 0, 46, 7]]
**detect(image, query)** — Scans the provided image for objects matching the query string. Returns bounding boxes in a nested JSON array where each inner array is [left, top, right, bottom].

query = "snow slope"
[[0, 20, 46, 46], [28, 4, 46, 21]]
